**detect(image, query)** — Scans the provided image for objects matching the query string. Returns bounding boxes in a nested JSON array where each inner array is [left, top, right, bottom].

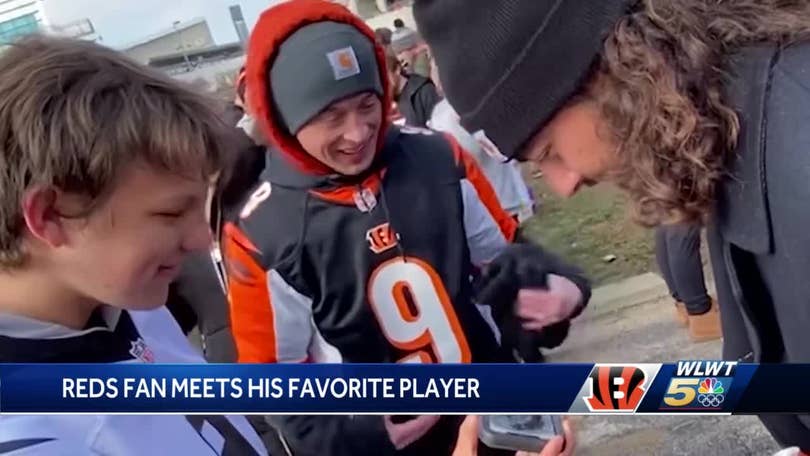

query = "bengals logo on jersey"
[[585, 365, 647, 412], [366, 222, 398, 254]]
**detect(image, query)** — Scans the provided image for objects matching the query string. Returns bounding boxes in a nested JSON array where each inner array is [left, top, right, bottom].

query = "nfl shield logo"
[[353, 188, 377, 213], [129, 338, 155, 363]]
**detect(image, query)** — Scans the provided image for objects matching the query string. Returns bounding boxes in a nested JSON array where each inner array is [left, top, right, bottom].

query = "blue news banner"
[[0, 362, 808, 414]]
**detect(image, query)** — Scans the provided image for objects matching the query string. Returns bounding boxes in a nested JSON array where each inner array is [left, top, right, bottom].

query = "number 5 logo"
[[368, 257, 471, 364], [663, 378, 699, 407]]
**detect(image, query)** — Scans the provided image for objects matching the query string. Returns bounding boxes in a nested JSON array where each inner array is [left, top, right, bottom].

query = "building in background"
[[150, 42, 243, 76], [229, 4, 248, 46], [122, 17, 214, 65], [45, 17, 99, 42], [336, 0, 413, 19], [0, 0, 48, 43], [155, 2, 416, 93]]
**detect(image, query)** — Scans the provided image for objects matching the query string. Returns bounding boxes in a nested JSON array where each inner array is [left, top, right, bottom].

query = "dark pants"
[[654, 223, 712, 315]]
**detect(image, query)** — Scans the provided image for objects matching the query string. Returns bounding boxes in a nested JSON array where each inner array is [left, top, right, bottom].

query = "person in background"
[[655, 223, 720, 342], [374, 27, 393, 47], [222, 66, 248, 127], [430, 100, 535, 223], [416, 0, 810, 451], [429, 59, 535, 224], [391, 18, 418, 52], [391, 18, 430, 77], [0, 35, 266, 455], [386, 48, 442, 127]]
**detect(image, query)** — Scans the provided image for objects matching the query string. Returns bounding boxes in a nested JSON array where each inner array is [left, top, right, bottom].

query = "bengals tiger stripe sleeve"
[[223, 215, 400, 455], [222, 222, 313, 364], [447, 135, 519, 266]]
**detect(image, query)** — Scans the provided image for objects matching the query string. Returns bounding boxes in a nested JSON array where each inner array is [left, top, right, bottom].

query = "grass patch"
[[520, 180, 656, 286]]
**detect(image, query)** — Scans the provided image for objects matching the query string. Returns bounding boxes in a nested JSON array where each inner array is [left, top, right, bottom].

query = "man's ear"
[[21, 187, 68, 248]]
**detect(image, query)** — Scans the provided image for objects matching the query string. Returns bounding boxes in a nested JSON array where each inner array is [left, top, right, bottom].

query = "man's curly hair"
[[588, 0, 810, 226]]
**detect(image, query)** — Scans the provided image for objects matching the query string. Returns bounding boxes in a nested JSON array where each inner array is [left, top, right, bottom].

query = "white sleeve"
[[442, 131, 518, 268], [90, 416, 267, 456], [461, 179, 512, 266], [265, 269, 315, 363], [0, 412, 268, 456], [430, 101, 489, 165], [0, 416, 97, 455], [223, 223, 315, 364]]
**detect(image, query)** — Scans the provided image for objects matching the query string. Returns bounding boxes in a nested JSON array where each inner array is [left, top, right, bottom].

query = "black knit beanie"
[[414, 0, 635, 160]]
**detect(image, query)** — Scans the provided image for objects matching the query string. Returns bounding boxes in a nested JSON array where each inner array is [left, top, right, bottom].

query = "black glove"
[[474, 243, 591, 362]]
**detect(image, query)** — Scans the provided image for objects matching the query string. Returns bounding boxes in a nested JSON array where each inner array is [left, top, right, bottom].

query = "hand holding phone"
[[479, 415, 563, 452], [452, 416, 575, 456]]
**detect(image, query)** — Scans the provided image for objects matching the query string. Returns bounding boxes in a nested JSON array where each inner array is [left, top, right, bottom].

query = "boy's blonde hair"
[[0, 35, 228, 268]]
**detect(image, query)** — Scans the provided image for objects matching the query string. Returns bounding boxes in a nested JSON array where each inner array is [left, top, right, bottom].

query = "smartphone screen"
[[487, 415, 558, 438], [479, 415, 562, 452]]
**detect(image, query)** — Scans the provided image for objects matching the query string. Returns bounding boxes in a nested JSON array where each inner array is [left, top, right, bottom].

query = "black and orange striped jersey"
[[222, 126, 519, 455], [228, 2, 520, 454], [224, 126, 517, 366]]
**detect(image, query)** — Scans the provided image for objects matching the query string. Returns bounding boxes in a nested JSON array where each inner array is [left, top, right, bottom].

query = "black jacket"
[[225, 127, 516, 455], [225, 127, 521, 365], [708, 40, 810, 448], [396, 75, 442, 128]]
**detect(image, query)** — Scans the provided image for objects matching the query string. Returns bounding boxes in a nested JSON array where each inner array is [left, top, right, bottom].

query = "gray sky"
[[43, 0, 282, 48]]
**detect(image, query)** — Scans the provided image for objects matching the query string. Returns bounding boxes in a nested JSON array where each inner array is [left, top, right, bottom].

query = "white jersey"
[[429, 100, 535, 223], [0, 306, 267, 456]]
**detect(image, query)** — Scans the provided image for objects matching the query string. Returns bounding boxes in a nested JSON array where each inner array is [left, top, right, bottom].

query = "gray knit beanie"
[[270, 21, 384, 134]]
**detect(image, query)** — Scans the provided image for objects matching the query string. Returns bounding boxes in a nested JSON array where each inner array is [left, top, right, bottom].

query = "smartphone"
[[478, 415, 563, 452]]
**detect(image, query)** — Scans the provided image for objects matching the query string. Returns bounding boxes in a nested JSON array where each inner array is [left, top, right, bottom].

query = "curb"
[[588, 272, 670, 319]]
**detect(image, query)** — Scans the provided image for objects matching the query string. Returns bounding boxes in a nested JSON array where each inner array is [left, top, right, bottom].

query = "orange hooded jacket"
[[244, 0, 392, 176]]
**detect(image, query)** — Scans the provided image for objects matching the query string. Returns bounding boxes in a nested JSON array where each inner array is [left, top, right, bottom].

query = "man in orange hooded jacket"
[[221, 1, 584, 454]]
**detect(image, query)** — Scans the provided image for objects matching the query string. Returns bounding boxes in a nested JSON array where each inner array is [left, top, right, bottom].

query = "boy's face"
[[45, 161, 211, 310], [295, 92, 382, 176], [519, 99, 616, 197]]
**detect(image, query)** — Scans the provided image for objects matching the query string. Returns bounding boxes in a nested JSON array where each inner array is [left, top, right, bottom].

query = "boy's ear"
[[21, 186, 69, 248]]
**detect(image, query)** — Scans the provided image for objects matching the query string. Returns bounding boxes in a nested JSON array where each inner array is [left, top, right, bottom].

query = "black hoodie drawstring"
[[376, 177, 408, 263]]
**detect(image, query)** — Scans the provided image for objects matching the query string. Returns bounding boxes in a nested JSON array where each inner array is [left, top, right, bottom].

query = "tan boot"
[[688, 299, 722, 342], [674, 301, 688, 327]]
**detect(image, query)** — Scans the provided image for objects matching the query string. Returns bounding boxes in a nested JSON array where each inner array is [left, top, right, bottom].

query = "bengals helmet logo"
[[366, 223, 398, 254], [585, 365, 647, 411]]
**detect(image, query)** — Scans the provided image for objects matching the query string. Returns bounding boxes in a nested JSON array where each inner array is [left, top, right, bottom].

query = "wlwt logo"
[[660, 361, 736, 410]]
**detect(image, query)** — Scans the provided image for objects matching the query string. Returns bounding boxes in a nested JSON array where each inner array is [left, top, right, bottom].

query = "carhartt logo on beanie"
[[270, 21, 383, 135], [414, 0, 635, 159], [327, 47, 361, 80]]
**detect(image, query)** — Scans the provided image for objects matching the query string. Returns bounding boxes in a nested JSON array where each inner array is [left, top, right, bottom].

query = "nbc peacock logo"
[[697, 377, 725, 408]]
